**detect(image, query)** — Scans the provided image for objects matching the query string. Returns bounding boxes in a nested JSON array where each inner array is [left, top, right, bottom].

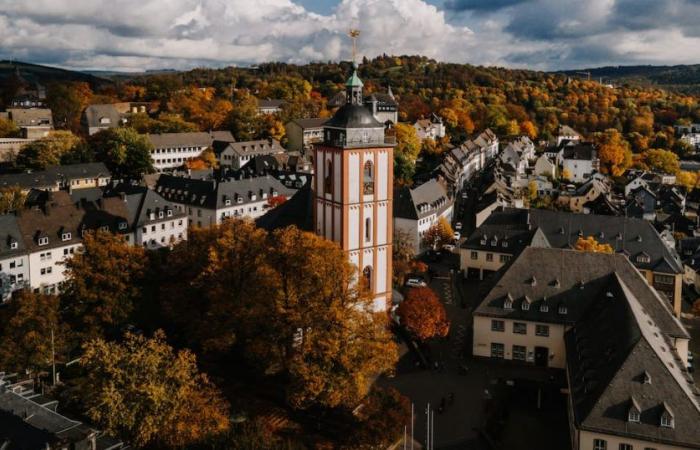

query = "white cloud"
[[0, 0, 698, 71]]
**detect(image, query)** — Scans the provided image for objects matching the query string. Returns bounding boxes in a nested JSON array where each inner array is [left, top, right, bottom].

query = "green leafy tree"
[[637, 148, 680, 174], [16, 131, 82, 170], [225, 90, 260, 140], [89, 128, 155, 179]]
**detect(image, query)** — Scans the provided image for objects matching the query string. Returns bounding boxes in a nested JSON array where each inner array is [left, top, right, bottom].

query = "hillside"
[[558, 64, 700, 94], [0, 60, 112, 88]]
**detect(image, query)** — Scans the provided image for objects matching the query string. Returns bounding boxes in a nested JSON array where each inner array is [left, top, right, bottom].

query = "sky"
[[1, 0, 699, 72]]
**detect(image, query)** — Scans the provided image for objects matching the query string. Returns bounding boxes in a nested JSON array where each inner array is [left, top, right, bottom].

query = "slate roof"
[[324, 104, 383, 129], [0, 163, 111, 191], [289, 117, 328, 129], [257, 99, 285, 109], [558, 125, 581, 137], [463, 208, 683, 275], [565, 269, 700, 447], [0, 215, 26, 259], [218, 139, 284, 158], [83, 104, 122, 128], [256, 182, 313, 232], [476, 247, 687, 337], [394, 179, 452, 220], [147, 132, 214, 149], [155, 174, 294, 210], [562, 143, 597, 161]]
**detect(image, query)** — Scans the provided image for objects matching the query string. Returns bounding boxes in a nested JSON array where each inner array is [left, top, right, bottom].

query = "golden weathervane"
[[348, 29, 360, 63]]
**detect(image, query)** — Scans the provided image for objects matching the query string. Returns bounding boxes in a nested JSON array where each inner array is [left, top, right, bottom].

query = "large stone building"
[[472, 247, 699, 450], [313, 65, 394, 311], [147, 131, 234, 172], [460, 208, 684, 316], [394, 179, 453, 253], [285, 117, 327, 153]]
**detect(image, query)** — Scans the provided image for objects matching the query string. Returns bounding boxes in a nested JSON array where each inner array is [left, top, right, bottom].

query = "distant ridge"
[[557, 64, 700, 93], [0, 60, 113, 88]]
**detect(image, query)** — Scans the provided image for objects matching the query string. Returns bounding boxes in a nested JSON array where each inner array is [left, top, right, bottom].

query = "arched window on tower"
[[365, 217, 372, 242], [362, 266, 373, 292], [363, 160, 374, 195], [324, 159, 333, 195]]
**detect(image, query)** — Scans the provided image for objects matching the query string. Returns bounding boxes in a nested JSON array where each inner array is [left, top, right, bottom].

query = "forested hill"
[[0, 60, 111, 88], [558, 64, 700, 94]]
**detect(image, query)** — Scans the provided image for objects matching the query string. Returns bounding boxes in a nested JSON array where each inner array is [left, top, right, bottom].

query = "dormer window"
[[540, 301, 549, 313], [504, 294, 513, 310], [167, 209, 173, 217], [502, 241, 508, 248], [636, 253, 651, 264], [225, 197, 231, 206], [628, 397, 641, 423], [558, 304, 567, 315], [100, 226, 109, 232], [530, 276, 537, 287], [62, 232, 71, 241], [660, 404, 674, 428], [643, 371, 651, 384], [522, 296, 531, 311], [9, 240, 17, 250], [38, 237, 48, 246], [158, 211, 164, 219], [491, 240, 497, 246], [118, 222, 128, 230]]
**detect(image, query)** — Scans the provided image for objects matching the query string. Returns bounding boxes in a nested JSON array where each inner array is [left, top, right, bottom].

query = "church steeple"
[[346, 63, 364, 105]]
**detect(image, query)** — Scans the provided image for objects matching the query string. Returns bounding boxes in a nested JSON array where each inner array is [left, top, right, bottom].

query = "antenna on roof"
[[348, 29, 361, 64]]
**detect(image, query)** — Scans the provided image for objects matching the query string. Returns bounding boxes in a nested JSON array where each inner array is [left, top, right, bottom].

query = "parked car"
[[455, 222, 463, 231], [405, 278, 427, 288], [453, 231, 461, 241], [442, 244, 456, 252]]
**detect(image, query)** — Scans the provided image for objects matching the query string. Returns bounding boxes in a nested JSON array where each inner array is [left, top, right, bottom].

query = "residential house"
[[558, 176, 610, 213], [285, 117, 327, 153], [626, 186, 657, 221], [147, 131, 234, 172], [556, 124, 582, 145], [460, 207, 685, 316], [82, 104, 125, 135], [0, 163, 111, 193], [127, 187, 188, 249], [155, 174, 294, 227], [257, 98, 285, 115], [2, 108, 53, 139], [533, 154, 556, 179], [436, 129, 499, 191], [215, 139, 285, 170], [0, 215, 29, 300], [0, 372, 126, 449], [560, 143, 599, 182], [472, 247, 698, 450], [394, 179, 453, 253], [414, 114, 446, 141]]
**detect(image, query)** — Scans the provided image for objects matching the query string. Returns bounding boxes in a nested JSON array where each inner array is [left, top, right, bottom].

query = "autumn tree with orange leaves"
[[574, 236, 614, 254], [61, 230, 147, 340], [596, 129, 633, 176], [397, 287, 450, 341]]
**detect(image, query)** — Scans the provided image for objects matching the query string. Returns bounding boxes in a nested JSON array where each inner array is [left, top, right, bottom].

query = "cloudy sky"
[[1, 0, 699, 72]]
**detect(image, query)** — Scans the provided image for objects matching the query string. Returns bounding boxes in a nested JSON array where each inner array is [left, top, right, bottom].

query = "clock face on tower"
[[312, 65, 395, 312]]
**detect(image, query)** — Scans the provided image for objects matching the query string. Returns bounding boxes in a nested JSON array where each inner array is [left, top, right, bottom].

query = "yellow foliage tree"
[[80, 331, 230, 447], [597, 129, 632, 176], [574, 236, 614, 254], [422, 217, 454, 249]]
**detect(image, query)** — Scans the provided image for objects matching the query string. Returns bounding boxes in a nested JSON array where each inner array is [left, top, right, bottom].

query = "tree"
[[169, 87, 233, 130], [0, 185, 26, 213], [79, 331, 230, 447], [16, 131, 82, 170], [0, 291, 69, 373], [677, 171, 697, 191], [394, 123, 422, 164], [258, 227, 398, 410], [422, 217, 454, 250], [561, 167, 572, 181], [61, 231, 147, 340], [596, 129, 632, 176], [574, 236, 613, 254], [340, 386, 411, 449], [184, 147, 219, 170], [45, 82, 92, 132], [528, 180, 538, 202], [225, 90, 260, 140], [393, 229, 416, 286], [394, 152, 416, 186], [397, 287, 450, 341], [636, 148, 680, 175], [128, 112, 199, 134], [89, 128, 155, 179], [0, 117, 20, 138]]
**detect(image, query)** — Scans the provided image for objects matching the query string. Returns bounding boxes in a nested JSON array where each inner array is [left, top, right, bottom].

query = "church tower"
[[313, 64, 394, 311]]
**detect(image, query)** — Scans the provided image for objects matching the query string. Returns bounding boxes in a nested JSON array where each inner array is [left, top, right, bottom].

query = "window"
[[522, 299, 530, 311], [661, 412, 674, 428], [38, 237, 48, 246], [513, 345, 526, 361], [513, 322, 527, 334], [362, 266, 372, 291], [491, 320, 505, 332], [486, 253, 493, 262], [62, 232, 71, 241], [167, 210, 173, 217], [490, 343, 504, 359], [9, 261, 15, 269], [10, 241, 17, 249], [363, 160, 374, 194], [119, 222, 128, 230], [540, 303, 549, 313], [628, 409, 640, 423], [365, 218, 372, 242], [593, 439, 607, 450], [535, 325, 549, 337], [499, 255, 511, 263], [653, 274, 674, 286], [619, 444, 633, 450], [471, 251, 478, 260], [151, 225, 156, 232], [558, 305, 568, 315], [324, 160, 333, 195], [636, 253, 651, 264]]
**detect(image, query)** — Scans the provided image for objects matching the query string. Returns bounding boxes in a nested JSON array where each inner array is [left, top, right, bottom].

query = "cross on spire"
[[348, 29, 360, 64]]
